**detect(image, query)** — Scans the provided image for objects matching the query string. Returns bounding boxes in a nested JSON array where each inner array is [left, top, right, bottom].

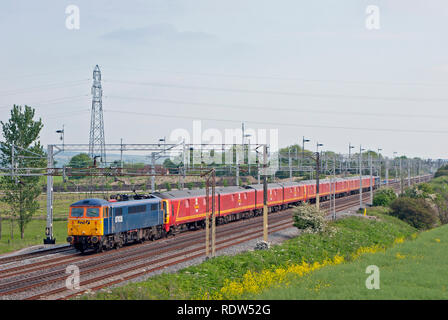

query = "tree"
[[67, 153, 92, 179], [389, 197, 437, 230], [0, 105, 46, 239], [434, 164, 448, 178], [68, 153, 91, 168], [372, 187, 397, 207], [163, 158, 179, 169]]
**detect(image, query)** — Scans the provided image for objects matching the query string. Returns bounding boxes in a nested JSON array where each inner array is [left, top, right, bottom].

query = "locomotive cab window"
[[115, 207, 123, 216], [71, 207, 84, 218], [86, 208, 99, 218], [104, 207, 109, 218]]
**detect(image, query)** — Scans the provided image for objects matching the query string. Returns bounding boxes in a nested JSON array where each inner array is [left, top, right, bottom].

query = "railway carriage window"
[[151, 204, 157, 211], [71, 207, 84, 217], [86, 208, 99, 218], [115, 208, 123, 216]]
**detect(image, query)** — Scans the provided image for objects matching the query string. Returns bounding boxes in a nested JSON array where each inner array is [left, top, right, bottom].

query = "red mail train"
[[67, 175, 378, 252], [155, 175, 378, 234]]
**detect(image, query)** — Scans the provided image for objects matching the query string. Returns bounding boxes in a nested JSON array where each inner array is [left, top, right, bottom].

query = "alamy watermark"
[[365, 265, 380, 289], [66, 264, 80, 290], [365, 5, 380, 30], [65, 5, 80, 30], [168, 120, 280, 174]]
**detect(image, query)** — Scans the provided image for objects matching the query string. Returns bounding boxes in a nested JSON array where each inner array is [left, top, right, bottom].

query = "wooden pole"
[[205, 176, 210, 258], [316, 152, 320, 210], [211, 169, 216, 257], [263, 145, 268, 242]]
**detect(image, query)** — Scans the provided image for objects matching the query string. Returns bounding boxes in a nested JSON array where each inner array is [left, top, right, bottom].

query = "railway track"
[[0, 246, 74, 266], [0, 175, 430, 300]]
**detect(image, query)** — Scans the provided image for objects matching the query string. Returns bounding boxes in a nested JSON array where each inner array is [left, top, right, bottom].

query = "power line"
[[104, 109, 448, 135], [0, 79, 90, 97], [107, 94, 448, 120], [46, 109, 90, 119], [104, 79, 448, 103], [0, 94, 89, 110], [112, 65, 448, 87]]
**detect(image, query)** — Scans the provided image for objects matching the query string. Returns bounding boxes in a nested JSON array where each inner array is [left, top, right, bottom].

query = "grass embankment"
[[0, 192, 83, 254], [255, 216, 448, 299], [83, 207, 416, 300], [0, 220, 67, 255]]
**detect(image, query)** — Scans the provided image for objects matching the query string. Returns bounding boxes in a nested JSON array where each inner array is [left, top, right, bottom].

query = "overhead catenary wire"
[[0, 94, 89, 110], [104, 79, 448, 103], [107, 94, 448, 120], [104, 109, 448, 135], [0, 79, 90, 97], [111, 65, 448, 88]]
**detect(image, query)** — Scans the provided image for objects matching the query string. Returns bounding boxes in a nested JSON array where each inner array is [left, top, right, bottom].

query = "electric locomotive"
[[67, 196, 165, 253]]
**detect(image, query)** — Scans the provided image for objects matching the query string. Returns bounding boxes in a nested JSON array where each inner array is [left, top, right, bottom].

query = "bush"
[[292, 202, 328, 234], [165, 182, 171, 191], [435, 165, 448, 178], [404, 183, 435, 200], [373, 187, 397, 207], [389, 197, 438, 230]]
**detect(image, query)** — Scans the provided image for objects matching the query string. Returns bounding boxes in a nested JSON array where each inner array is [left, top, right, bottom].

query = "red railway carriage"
[[300, 180, 317, 201], [246, 183, 285, 210], [154, 189, 212, 232], [335, 178, 346, 194], [279, 182, 304, 205], [215, 186, 256, 220], [155, 186, 256, 233]]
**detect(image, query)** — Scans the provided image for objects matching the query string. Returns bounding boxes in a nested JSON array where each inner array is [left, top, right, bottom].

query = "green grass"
[[82, 209, 416, 300], [254, 223, 448, 299], [0, 219, 67, 255], [0, 192, 79, 254]]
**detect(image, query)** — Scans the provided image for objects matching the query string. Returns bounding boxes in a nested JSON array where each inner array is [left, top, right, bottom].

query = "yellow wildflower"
[[395, 253, 405, 259]]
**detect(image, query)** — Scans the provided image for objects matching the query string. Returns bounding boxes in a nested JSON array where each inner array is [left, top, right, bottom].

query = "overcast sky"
[[1, 0, 448, 159]]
